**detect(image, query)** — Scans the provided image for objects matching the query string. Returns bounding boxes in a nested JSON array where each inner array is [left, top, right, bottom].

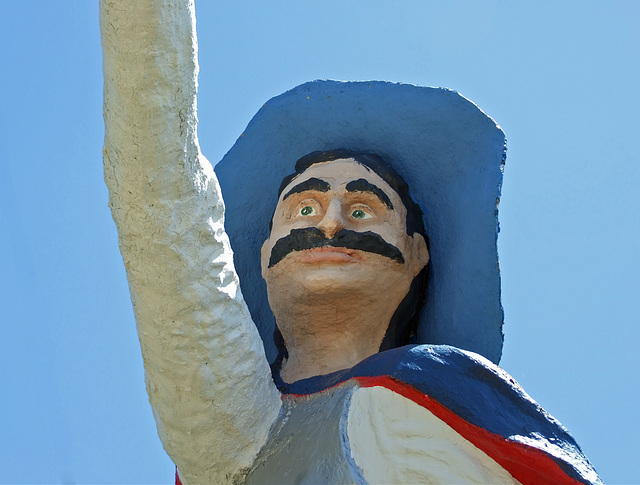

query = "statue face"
[[261, 158, 429, 302]]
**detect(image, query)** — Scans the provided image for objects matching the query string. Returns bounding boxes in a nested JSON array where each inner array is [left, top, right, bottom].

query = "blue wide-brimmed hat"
[[215, 80, 506, 364]]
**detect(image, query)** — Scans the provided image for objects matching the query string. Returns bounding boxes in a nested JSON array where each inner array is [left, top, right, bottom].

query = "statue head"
[[261, 149, 430, 376], [215, 81, 506, 366]]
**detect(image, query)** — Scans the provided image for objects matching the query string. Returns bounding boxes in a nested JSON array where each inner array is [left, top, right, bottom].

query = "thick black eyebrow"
[[282, 177, 331, 200], [345, 178, 394, 209]]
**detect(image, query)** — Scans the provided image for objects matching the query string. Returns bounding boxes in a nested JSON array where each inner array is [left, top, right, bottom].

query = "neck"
[[275, 295, 398, 383]]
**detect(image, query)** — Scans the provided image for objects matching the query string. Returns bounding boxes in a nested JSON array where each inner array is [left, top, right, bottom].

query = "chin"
[[294, 264, 369, 293], [301, 268, 364, 292]]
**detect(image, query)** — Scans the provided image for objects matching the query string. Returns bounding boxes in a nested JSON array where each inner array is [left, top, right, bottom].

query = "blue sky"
[[1, 1, 638, 483]]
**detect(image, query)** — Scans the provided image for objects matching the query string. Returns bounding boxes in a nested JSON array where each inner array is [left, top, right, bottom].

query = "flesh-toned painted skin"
[[261, 158, 428, 284], [261, 158, 429, 382]]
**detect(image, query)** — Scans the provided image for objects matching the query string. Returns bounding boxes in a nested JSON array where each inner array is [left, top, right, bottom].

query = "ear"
[[409, 233, 429, 277]]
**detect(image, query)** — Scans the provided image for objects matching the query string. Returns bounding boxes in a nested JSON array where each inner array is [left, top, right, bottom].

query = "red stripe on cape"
[[354, 374, 584, 485]]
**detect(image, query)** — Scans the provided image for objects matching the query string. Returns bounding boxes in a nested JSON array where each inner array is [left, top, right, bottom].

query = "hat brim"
[[215, 80, 506, 364]]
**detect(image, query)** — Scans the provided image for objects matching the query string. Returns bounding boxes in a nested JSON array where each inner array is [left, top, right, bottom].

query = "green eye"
[[300, 206, 314, 216], [351, 209, 367, 219]]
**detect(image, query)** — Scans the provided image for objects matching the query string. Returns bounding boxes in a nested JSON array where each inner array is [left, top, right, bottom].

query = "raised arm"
[[100, 1, 281, 483]]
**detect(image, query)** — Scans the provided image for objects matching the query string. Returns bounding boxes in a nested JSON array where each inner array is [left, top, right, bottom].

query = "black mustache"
[[268, 227, 405, 268]]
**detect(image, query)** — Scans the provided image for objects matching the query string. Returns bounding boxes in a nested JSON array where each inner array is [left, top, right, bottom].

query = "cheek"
[[264, 257, 296, 291], [261, 242, 271, 278], [374, 216, 409, 246], [273, 210, 317, 234]]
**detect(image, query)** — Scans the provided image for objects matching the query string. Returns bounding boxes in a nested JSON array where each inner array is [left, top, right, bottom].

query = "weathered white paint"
[[99, 1, 281, 483], [347, 386, 521, 485]]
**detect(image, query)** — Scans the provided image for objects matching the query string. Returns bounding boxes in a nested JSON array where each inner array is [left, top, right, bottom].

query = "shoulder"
[[355, 345, 548, 433], [279, 344, 567, 450], [276, 344, 492, 392], [350, 345, 602, 485], [280, 344, 556, 434], [279, 345, 601, 485], [347, 383, 521, 485]]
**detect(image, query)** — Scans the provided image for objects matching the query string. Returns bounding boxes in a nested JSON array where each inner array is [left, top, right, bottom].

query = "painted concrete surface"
[[348, 386, 519, 485], [100, 1, 281, 484], [247, 374, 520, 485], [246, 384, 366, 485], [273, 345, 601, 485], [262, 156, 431, 382]]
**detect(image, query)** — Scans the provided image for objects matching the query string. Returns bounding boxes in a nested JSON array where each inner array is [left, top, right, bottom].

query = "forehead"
[[279, 158, 400, 203]]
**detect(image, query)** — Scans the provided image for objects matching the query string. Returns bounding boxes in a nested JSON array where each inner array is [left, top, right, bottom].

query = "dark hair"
[[271, 149, 430, 369]]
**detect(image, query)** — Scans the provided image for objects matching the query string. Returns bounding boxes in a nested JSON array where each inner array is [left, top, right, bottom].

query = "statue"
[[100, 1, 601, 484]]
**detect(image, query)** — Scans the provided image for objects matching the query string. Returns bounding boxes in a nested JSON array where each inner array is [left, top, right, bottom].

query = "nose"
[[317, 199, 345, 238]]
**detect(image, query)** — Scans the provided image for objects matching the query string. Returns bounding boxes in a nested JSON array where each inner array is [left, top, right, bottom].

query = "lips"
[[298, 246, 363, 263]]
